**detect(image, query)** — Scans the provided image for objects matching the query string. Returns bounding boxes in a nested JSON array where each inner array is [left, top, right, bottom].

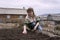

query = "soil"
[[0, 28, 60, 40]]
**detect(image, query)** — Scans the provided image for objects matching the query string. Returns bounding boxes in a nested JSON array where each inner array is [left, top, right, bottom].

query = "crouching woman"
[[22, 8, 42, 34]]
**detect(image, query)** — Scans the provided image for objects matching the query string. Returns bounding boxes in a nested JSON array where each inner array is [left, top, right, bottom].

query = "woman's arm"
[[22, 25, 27, 34], [33, 22, 40, 30], [32, 16, 40, 31]]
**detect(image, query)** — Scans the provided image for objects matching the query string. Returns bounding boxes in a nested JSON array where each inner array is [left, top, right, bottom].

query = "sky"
[[0, 0, 60, 16]]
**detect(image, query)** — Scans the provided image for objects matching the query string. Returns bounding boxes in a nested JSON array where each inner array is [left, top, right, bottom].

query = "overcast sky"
[[0, 0, 60, 15]]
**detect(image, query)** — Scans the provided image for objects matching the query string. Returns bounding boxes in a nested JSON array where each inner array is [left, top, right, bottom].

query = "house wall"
[[0, 14, 26, 25]]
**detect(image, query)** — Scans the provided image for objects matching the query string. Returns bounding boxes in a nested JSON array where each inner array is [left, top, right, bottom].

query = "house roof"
[[0, 7, 27, 15]]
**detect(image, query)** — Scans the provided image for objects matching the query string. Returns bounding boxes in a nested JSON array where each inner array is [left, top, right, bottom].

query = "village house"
[[40, 14, 60, 25], [0, 7, 27, 28], [39, 14, 60, 32]]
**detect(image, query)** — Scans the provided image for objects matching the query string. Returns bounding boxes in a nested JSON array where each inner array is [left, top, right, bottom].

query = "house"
[[39, 14, 60, 25], [0, 7, 27, 28], [39, 14, 60, 31]]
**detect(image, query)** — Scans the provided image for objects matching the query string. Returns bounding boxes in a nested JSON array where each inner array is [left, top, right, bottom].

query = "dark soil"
[[0, 28, 60, 40]]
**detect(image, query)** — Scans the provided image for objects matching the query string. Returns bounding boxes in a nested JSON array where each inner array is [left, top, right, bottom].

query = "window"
[[7, 15, 10, 19], [19, 16, 23, 19], [0, 19, 3, 23]]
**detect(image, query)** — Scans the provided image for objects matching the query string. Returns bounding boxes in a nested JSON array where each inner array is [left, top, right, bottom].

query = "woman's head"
[[27, 8, 35, 18]]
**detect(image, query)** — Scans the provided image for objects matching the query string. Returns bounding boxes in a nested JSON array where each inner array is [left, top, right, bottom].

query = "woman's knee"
[[38, 25, 43, 31]]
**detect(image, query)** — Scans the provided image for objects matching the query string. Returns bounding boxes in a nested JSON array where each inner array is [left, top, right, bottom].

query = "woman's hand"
[[22, 31, 27, 34], [32, 26, 37, 31], [33, 28, 36, 31], [32, 29, 36, 31]]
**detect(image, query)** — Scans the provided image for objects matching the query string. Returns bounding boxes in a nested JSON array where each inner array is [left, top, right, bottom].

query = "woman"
[[22, 8, 42, 34]]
